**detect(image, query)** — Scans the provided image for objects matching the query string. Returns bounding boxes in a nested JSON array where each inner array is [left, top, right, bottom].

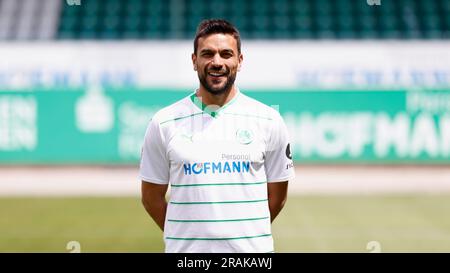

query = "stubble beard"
[[198, 66, 236, 96]]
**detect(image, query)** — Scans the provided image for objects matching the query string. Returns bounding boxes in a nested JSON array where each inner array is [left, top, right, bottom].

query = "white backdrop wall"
[[0, 41, 449, 90]]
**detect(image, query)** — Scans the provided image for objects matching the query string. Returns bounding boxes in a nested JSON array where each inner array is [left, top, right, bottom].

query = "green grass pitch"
[[1, 195, 450, 252]]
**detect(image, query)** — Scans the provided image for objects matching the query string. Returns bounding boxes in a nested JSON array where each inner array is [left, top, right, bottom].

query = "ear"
[[192, 53, 197, 71], [237, 53, 243, 72]]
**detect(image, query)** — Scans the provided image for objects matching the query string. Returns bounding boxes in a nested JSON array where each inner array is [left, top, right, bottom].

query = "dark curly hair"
[[193, 19, 241, 55]]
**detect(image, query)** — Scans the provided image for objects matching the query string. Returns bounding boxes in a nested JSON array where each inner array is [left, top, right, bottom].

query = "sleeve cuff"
[[140, 175, 169, 185], [267, 174, 295, 183]]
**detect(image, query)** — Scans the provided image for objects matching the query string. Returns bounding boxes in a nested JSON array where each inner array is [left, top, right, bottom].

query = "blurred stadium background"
[[1, 0, 450, 252]]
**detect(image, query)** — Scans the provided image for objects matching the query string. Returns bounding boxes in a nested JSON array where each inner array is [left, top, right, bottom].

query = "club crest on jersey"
[[236, 129, 253, 145]]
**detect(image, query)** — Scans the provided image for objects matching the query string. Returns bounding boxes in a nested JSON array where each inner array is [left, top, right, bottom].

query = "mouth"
[[207, 71, 227, 78]]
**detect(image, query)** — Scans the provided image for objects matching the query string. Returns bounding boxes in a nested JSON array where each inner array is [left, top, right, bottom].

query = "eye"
[[221, 52, 233, 58], [201, 52, 213, 57]]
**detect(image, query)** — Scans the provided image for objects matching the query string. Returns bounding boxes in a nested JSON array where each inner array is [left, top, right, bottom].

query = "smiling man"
[[140, 19, 295, 253]]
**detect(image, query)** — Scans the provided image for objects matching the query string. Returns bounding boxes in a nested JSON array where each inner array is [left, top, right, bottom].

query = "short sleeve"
[[139, 118, 170, 184], [264, 113, 295, 183]]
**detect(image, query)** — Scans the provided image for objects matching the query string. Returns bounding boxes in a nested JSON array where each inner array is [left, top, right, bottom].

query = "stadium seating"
[[0, 0, 448, 40]]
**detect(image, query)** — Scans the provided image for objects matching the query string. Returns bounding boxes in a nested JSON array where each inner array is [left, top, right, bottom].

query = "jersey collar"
[[190, 88, 240, 118]]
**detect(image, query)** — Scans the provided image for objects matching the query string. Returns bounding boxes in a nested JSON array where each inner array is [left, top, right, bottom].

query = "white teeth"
[[208, 72, 225, 76]]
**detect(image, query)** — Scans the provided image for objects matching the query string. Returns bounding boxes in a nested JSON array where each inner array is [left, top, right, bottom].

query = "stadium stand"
[[0, 0, 448, 40], [0, 0, 450, 40], [55, 0, 449, 40]]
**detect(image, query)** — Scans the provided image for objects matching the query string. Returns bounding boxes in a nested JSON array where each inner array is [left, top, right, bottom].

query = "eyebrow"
[[199, 48, 235, 54], [200, 49, 214, 54], [221, 49, 234, 54]]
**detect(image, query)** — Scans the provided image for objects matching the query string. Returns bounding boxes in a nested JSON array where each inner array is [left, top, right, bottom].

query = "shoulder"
[[151, 94, 197, 125], [237, 92, 283, 122]]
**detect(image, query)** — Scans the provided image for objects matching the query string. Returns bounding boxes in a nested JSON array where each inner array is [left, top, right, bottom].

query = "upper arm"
[[139, 118, 170, 184], [267, 181, 288, 200], [264, 113, 295, 182], [141, 181, 169, 201]]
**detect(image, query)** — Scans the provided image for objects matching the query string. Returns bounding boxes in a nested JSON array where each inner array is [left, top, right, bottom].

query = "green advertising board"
[[0, 89, 449, 164]]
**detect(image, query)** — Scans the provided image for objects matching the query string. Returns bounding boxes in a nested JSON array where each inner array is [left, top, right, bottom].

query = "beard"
[[198, 66, 236, 95]]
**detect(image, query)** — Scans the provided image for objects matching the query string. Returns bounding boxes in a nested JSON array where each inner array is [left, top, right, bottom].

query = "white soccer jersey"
[[140, 89, 295, 253]]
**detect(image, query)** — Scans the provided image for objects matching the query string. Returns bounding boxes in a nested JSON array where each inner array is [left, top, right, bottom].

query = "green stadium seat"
[[404, 29, 423, 39], [380, 30, 402, 39], [229, 16, 249, 32], [99, 30, 121, 40], [102, 16, 121, 31], [272, 0, 289, 16], [81, 16, 99, 32], [293, 0, 311, 16], [313, 0, 332, 15], [359, 29, 379, 39], [358, 14, 376, 31], [293, 14, 312, 32], [292, 30, 313, 39], [58, 31, 78, 40], [273, 16, 290, 32], [55, 0, 448, 40], [250, 15, 270, 33], [337, 30, 358, 39], [122, 30, 142, 39], [209, 0, 227, 17], [142, 30, 167, 39], [315, 15, 334, 32], [378, 14, 399, 31], [59, 16, 78, 31], [82, 2, 100, 16], [445, 16, 450, 29], [79, 30, 97, 39], [422, 15, 442, 31], [125, 2, 143, 16], [247, 30, 271, 39], [317, 30, 336, 39], [124, 16, 143, 32]]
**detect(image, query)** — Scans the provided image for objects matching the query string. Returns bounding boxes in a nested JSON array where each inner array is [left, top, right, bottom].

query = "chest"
[[165, 115, 268, 164]]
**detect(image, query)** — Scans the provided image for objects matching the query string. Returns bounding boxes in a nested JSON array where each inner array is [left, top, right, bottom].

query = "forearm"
[[267, 182, 288, 223], [142, 197, 167, 231], [268, 196, 286, 223]]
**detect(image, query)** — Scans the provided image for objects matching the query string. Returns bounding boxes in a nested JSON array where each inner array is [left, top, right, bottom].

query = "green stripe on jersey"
[[167, 216, 269, 223], [171, 181, 266, 187], [159, 112, 203, 125], [165, 233, 271, 241], [170, 199, 268, 205], [223, 112, 273, 120]]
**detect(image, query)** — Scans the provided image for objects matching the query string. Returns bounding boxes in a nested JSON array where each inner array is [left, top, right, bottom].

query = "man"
[[140, 19, 294, 253]]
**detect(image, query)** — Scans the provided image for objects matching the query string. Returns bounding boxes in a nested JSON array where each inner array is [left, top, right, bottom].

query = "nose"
[[211, 53, 223, 67]]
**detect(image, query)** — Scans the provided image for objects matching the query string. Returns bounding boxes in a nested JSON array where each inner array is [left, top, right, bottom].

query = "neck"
[[197, 85, 237, 107]]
